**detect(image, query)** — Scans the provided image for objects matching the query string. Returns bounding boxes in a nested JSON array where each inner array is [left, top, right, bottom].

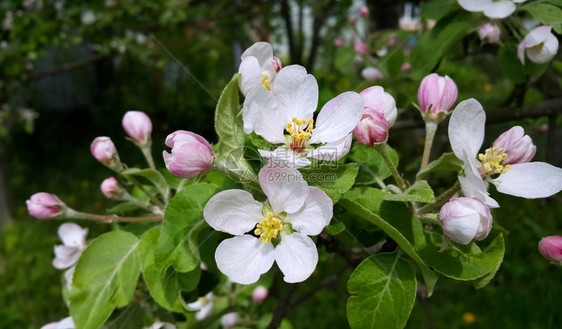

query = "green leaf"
[[526, 4, 562, 34], [349, 143, 398, 185], [107, 201, 145, 215], [347, 252, 416, 329], [420, 0, 457, 20], [121, 168, 170, 201], [473, 246, 504, 289], [341, 187, 438, 296], [155, 183, 220, 273], [335, 46, 355, 73], [497, 43, 526, 84], [70, 231, 141, 329], [325, 221, 346, 235], [416, 152, 463, 179], [417, 232, 505, 280], [214, 74, 257, 183], [300, 163, 358, 203], [383, 180, 435, 203], [139, 227, 201, 312]]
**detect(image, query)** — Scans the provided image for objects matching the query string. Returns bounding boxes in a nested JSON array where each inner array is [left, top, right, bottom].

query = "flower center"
[[261, 74, 272, 91], [532, 42, 545, 51], [254, 213, 283, 243], [478, 147, 511, 175], [285, 117, 314, 153]]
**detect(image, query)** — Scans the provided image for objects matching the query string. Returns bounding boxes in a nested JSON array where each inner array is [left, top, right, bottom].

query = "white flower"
[[248, 65, 363, 168], [517, 25, 559, 65], [458, 0, 525, 19], [204, 166, 333, 284], [41, 317, 75, 329], [448, 99, 562, 207], [81, 10, 96, 25], [238, 42, 281, 97], [146, 321, 177, 329], [187, 292, 213, 320], [53, 223, 88, 270]]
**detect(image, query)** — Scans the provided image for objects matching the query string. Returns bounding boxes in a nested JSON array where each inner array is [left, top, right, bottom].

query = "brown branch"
[[306, 0, 337, 72], [392, 98, 562, 130], [278, 0, 299, 64], [267, 283, 298, 329]]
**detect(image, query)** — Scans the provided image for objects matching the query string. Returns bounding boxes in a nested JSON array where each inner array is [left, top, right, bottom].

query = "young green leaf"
[[383, 180, 435, 203], [121, 168, 170, 201], [300, 163, 359, 203], [349, 143, 398, 185], [416, 152, 463, 180]]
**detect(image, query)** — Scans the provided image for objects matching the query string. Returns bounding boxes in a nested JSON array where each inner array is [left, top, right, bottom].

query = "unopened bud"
[[361, 67, 383, 82], [439, 197, 492, 245], [359, 5, 369, 17], [122, 111, 152, 145], [100, 177, 125, 199], [334, 38, 344, 47], [26, 192, 66, 220], [162, 130, 214, 179], [354, 42, 368, 55], [353, 86, 397, 145], [220, 312, 238, 329], [252, 285, 269, 302], [417, 73, 458, 120], [479, 23, 500, 44], [538, 235, 562, 265], [91, 137, 122, 171], [492, 126, 536, 165]]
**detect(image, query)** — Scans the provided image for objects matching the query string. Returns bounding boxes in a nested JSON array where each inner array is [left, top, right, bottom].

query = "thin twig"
[[66, 209, 163, 223], [266, 283, 298, 329]]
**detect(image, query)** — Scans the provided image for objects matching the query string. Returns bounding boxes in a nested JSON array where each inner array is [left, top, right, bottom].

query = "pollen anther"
[[285, 117, 314, 153], [255, 213, 283, 243], [478, 147, 511, 175], [261, 74, 272, 91]]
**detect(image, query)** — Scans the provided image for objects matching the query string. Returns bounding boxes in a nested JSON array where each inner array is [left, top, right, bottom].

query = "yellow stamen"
[[255, 213, 282, 243], [285, 117, 314, 153], [478, 147, 511, 175], [261, 74, 272, 91]]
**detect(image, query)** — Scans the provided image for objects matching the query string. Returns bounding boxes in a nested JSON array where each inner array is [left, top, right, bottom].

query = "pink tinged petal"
[[90, 137, 117, 163], [41, 323, 59, 329], [238, 56, 262, 96], [275, 232, 319, 283], [215, 235, 275, 284], [53, 245, 82, 269], [26, 192, 65, 219], [271, 65, 318, 121], [526, 33, 559, 64], [483, 1, 516, 19], [307, 134, 352, 161], [361, 68, 383, 82], [354, 42, 368, 55], [538, 236, 562, 264], [309, 91, 364, 144], [458, 0, 492, 12], [241, 42, 274, 66], [448, 99, 486, 160], [440, 197, 493, 244], [417, 74, 458, 115], [258, 148, 312, 169], [359, 86, 397, 125], [204, 190, 263, 235], [479, 24, 500, 43], [353, 110, 390, 145], [196, 302, 213, 320], [221, 312, 238, 329], [258, 166, 309, 214], [490, 162, 562, 198], [252, 285, 269, 302], [518, 26, 556, 64], [121, 111, 152, 144], [492, 126, 536, 164], [286, 187, 333, 236], [56, 317, 75, 329], [441, 213, 481, 245], [58, 223, 88, 247], [243, 86, 272, 134], [163, 131, 214, 179]]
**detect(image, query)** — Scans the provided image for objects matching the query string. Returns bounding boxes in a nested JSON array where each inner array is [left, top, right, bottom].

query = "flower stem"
[[417, 213, 441, 225], [140, 141, 156, 170], [119, 173, 166, 210], [420, 121, 438, 170], [66, 209, 163, 223], [375, 143, 406, 191], [417, 181, 461, 215]]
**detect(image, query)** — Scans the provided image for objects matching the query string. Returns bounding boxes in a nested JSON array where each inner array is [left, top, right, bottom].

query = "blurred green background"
[[1, 0, 561, 328]]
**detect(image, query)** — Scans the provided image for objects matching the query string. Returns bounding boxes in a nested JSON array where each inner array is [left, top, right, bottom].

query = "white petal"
[[204, 190, 263, 235], [309, 92, 364, 144], [286, 187, 333, 236], [483, 1, 516, 19], [275, 232, 318, 283], [442, 214, 480, 245], [448, 98, 486, 160], [55, 317, 75, 329], [258, 148, 312, 169], [272, 65, 318, 121], [306, 134, 352, 161], [196, 302, 213, 320], [238, 56, 262, 96], [215, 235, 275, 284], [258, 166, 309, 214], [527, 33, 559, 64], [241, 42, 273, 66], [53, 245, 82, 269], [459, 152, 500, 208], [243, 87, 272, 134], [64, 266, 75, 292], [491, 162, 562, 198], [58, 223, 87, 248], [253, 105, 287, 144], [458, 0, 492, 12]]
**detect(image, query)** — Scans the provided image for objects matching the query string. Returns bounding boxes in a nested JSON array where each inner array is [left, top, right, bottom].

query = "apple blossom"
[[361, 67, 383, 82], [349, 17, 357, 24], [359, 5, 369, 17], [100, 177, 124, 199], [122, 111, 152, 145], [538, 235, 562, 265], [147, 322, 177, 329], [252, 285, 268, 302], [41, 317, 75, 329], [458, 0, 525, 19], [221, 313, 238, 329], [440, 197, 493, 245], [246, 65, 363, 168], [90, 136, 122, 170], [417, 73, 458, 119], [448, 99, 562, 208], [204, 166, 333, 284], [479, 23, 500, 44], [353, 86, 397, 145], [401, 62, 411, 71], [334, 38, 344, 47], [26, 192, 66, 220], [238, 42, 280, 96], [517, 26, 559, 65], [162, 130, 214, 178], [187, 292, 214, 320], [53, 223, 88, 270], [354, 42, 368, 55]]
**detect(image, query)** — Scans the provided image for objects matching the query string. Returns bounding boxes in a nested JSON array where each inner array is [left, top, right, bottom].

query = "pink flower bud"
[[353, 86, 397, 145], [252, 285, 268, 302], [122, 111, 152, 145], [538, 235, 562, 265], [479, 23, 500, 44], [100, 177, 124, 199], [361, 67, 383, 82], [387, 34, 397, 47], [91, 137, 121, 169], [220, 312, 238, 329], [401, 62, 411, 71], [439, 197, 492, 245], [162, 130, 214, 179], [349, 17, 357, 24], [359, 5, 369, 17], [334, 38, 344, 47], [354, 42, 368, 55], [272, 56, 282, 73], [26, 192, 65, 220], [492, 126, 536, 165], [417, 73, 458, 117]]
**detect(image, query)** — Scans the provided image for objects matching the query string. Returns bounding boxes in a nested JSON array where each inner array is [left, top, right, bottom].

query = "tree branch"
[[266, 283, 298, 329], [25, 53, 110, 82]]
